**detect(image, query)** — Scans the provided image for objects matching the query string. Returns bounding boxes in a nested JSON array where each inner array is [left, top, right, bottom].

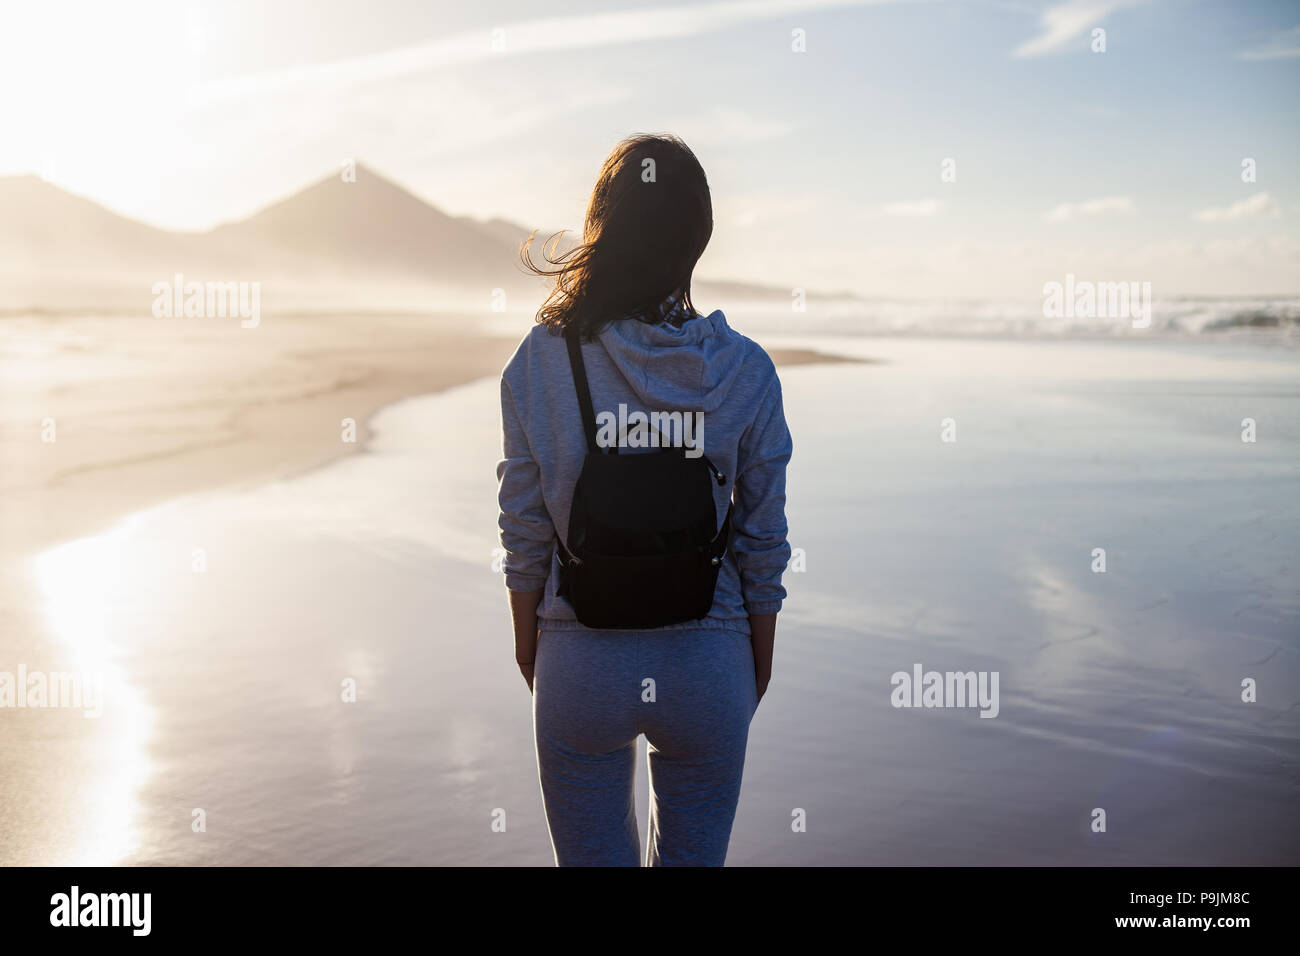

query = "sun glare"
[[33, 520, 154, 865]]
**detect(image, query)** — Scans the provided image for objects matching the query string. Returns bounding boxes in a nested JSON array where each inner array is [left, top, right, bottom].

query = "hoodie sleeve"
[[496, 375, 555, 592], [731, 370, 793, 615]]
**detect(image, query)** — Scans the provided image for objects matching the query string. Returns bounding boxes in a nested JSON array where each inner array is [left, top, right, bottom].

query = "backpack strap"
[[710, 502, 735, 559], [563, 327, 601, 454]]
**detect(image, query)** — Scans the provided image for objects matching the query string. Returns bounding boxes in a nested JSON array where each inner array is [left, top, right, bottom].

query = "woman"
[[496, 134, 792, 867]]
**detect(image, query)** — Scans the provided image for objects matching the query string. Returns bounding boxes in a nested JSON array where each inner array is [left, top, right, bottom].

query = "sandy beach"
[[0, 310, 862, 865], [1, 314, 518, 559], [0, 311, 853, 557], [3, 316, 1296, 867]]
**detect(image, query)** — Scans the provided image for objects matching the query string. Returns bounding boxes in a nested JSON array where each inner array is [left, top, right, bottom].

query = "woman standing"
[[496, 134, 792, 866]]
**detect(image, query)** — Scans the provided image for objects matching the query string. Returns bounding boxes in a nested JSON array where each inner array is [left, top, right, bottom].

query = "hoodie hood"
[[596, 309, 748, 414]]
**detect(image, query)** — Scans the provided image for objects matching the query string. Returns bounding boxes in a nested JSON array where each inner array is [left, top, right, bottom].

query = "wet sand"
[[0, 310, 861, 865], [4, 330, 1296, 866]]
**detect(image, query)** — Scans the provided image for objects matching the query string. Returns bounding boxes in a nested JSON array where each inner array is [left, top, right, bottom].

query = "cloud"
[[1014, 0, 1138, 58], [192, 0, 905, 107], [1238, 25, 1300, 61], [882, 198, 944, 216], [1044, 196, 1132, 221], [1192, 192, 1281, 222]]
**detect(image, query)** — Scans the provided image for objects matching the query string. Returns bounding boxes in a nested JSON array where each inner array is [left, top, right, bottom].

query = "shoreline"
[[1, 313, 866, 566], [3, 331, 1297, 865], [2, 317, 521, 562]]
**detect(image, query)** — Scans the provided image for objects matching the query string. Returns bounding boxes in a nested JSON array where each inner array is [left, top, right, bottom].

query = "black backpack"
[[556, 327, 733, 629]]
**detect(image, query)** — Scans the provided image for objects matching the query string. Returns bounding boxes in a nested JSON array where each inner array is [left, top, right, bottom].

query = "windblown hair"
[[521, 134, 713, 341]]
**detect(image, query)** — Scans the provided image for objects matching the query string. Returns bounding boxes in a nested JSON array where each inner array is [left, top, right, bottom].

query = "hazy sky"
[[2, 0, 1298, 296]]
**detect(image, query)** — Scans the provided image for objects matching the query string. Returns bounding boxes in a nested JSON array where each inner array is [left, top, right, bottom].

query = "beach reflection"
[[33, 522, 154, 865], [10, 337, 1297, 865]]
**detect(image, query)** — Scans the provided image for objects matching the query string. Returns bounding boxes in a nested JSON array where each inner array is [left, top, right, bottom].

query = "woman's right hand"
[[749, 613, 776, 707], [508, 589, 544, 694]]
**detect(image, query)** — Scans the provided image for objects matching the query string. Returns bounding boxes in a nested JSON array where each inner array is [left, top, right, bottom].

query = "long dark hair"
[[522, 134, 713, 340]]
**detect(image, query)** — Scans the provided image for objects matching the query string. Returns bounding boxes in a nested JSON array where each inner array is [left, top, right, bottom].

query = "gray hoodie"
[[496, 308, 792, 635]]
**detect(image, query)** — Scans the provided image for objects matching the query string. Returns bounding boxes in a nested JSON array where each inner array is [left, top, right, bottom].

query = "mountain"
[[0, 174, 194, 275], [0, 164, 845, 312], [208, 163, 526, 287]]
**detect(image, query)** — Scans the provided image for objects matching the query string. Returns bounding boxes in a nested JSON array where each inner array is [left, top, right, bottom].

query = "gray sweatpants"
[[532, 625, 758, 866]]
